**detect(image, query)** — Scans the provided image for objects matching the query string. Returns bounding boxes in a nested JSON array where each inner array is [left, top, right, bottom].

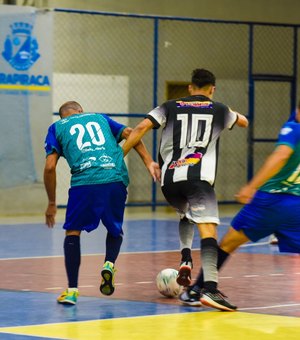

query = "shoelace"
[[204, 288, 228, 298], [216, 289, 228, 298]]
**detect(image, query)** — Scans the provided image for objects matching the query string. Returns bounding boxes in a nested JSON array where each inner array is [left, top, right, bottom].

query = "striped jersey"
[[260, 121, 300, 196], [44, 113, 129, 187], [146, 95, 238, 186]]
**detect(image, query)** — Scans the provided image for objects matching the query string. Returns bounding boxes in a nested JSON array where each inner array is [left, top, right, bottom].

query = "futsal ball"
[[156, 268, 183, 298]]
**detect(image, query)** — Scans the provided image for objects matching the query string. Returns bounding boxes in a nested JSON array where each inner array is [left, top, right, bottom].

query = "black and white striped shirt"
[[146, 95, 238, 186]]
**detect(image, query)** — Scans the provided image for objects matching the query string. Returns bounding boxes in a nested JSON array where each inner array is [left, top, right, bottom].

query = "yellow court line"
[[0, 85, 51, 91], [0, 311, 300, 340]]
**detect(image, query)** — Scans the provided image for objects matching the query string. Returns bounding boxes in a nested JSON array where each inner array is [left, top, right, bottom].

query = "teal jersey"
[[260, 122, 300, 196], [45, 113, 129, 187]]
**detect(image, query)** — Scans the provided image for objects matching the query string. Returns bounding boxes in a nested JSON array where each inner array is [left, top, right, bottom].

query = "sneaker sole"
[[57, 299, 77, 305], [100, 269, 115, 296], [200, 295, 237, 312], [180, 299, 202, 307], [176, 266, 192, 287]]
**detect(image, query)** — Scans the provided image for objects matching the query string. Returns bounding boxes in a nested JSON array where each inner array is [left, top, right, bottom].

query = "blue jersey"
[[259, 121, 300, 196], [45, 113, 129, 187]]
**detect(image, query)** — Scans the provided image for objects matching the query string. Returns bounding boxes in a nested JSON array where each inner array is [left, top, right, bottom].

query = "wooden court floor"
[[0, 207, 299, 339]]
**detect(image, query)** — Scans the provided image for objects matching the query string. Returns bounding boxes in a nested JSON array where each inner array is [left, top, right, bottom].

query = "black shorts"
[[161, 180, 219, 225]]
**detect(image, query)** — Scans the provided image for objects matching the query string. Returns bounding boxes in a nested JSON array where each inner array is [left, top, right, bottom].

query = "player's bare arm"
[[44, 152, 59, 228], [121, 124, 161, 182], [228, 108, 248, 128], [122, 118, 154, 156], [236, 113, 249, 127], [236, 145, 293, 204]]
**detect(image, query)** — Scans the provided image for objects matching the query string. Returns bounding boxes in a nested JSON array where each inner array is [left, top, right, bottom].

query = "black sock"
[[64, 235, 81, 288], [217, 247, 230, 269], [194, 246, 230, 289], [181, 248, 192, 262], [105, 233, 123, 263]]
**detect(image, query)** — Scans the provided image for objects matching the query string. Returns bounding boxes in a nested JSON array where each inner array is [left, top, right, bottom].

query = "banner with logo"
[[0, 5, 53, 188]]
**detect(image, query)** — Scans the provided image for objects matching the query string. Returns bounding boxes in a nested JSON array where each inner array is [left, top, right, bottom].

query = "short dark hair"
[[59, 101, 83, 117], [191, 69, 216, 88]]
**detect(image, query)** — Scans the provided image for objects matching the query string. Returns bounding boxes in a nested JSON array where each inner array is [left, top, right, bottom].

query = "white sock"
[[179, 218, 194, 249], [68, 288, 78, 292]]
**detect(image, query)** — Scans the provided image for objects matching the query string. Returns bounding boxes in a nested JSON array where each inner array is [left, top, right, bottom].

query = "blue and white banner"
[[0, 5, 53, 188]]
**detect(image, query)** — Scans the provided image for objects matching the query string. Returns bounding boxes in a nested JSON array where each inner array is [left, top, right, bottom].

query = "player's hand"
[[235, 185, 256, 204], [45, 202, 57, 228], [148, 161, 161, 182]]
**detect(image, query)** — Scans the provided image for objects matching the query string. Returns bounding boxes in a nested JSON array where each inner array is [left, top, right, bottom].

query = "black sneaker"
[[200, 288, 237, 311], [177, 261, 192, 287], [179, 288, 202, 307]]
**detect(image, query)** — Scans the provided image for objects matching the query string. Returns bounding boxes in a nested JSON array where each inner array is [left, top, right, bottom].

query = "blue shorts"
[[63, 182, 127, 236], [232, 191, 300, 253]]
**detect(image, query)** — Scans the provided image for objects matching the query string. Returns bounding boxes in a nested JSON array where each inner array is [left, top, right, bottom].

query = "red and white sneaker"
[[176, 261, 192, 287]]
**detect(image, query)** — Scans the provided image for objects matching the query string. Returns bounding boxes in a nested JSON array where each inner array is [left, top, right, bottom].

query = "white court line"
[[45, 287, 63, 290], [43, 271, 297, 291], [44, 283, 127, 290], [243, 275, 259, 278], [0, 255, 69, 261], [45, 282, 156, 290], [239, 303, 300, 311], [42, 284, 300, 313], [0, 240, 272, 261], [241, 241, 270, 247]]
